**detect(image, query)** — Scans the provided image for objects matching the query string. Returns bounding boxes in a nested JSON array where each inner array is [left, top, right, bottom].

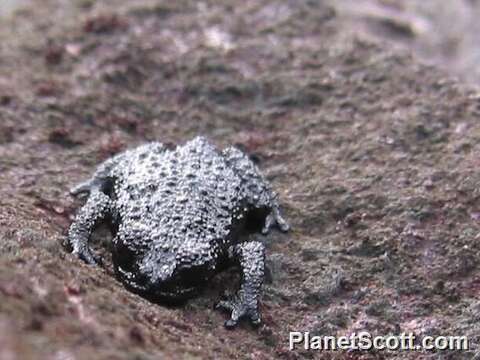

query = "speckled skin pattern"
[[67, 136, 289, 328]]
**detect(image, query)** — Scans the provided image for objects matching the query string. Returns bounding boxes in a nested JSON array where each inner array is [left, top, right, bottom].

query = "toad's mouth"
[[153, 285, 197, 300], [115, 265, 198, 301]]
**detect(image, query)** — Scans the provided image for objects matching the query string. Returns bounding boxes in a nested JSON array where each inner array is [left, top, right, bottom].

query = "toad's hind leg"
[[222, 146, 289, 234], [70, 142, 166, 196], [70, 153, 124, 197], [68, 190, 112, 265]]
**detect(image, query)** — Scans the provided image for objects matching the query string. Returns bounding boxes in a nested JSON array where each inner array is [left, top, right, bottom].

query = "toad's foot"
[[71, 245, 102, 265], [262, 206, 290, 234], [69, 180, 93, 197], [215, 293, 261, 329]]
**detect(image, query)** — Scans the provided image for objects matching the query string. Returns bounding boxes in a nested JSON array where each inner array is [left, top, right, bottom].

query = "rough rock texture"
[[0, 0, 479, 359], [334, 0, 480, 85]]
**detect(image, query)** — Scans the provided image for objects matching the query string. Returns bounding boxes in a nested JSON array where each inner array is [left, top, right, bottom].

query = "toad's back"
[[111, 138, 244, 246]]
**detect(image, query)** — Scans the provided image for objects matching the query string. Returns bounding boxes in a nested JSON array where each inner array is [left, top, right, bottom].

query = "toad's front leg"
[[68, 190, 111, 265], [215, 241, 265, 329]]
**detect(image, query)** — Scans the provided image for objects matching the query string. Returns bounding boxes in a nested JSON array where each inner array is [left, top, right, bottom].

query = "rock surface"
[[0, 0, 479, 359]]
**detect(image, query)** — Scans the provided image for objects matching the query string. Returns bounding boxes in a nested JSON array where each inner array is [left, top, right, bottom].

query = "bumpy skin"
[[67, 136, 289, 328]]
